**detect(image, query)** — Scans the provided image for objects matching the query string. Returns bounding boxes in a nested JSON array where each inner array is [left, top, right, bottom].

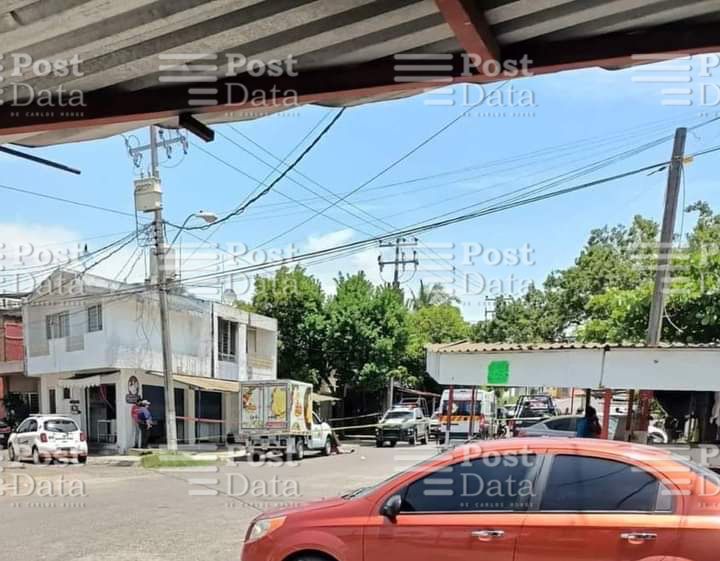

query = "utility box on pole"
[[134, 177, 162, 213]]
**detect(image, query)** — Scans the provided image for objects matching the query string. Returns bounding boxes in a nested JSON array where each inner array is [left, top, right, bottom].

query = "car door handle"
[[471, 530, 505, 540], [621, 532, 657, 543]]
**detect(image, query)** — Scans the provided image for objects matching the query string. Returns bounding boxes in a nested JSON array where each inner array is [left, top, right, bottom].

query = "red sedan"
[[241, 438, 720, 561]]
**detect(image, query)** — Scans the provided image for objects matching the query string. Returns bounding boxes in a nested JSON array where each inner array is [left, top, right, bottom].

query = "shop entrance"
[[141, 385, 185, 446], [85, 384, 117, 445]]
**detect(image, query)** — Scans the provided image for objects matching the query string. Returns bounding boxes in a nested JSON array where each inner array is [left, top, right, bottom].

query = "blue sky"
[[2, 55, 720, 321]]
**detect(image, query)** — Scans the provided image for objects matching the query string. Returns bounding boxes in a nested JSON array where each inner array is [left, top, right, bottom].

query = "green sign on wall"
[[487, 360, 510, 385]]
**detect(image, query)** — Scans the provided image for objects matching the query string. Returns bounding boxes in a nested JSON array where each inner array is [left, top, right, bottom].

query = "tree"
[[471, 215, 661, 343], [579, 202, 720, 343], [472, 284, 563, 343], [245, 266, 327, 385], [405, 303, 469, 383], [410, 280, 459, 310], [544, 215, 658, 330], [324, 273, 409, 392]]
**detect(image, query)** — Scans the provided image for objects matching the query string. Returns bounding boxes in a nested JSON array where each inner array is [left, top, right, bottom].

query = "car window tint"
[[402, 455, 539, 513], [45, 419, 78, 433], [541, 455, 661, 512]]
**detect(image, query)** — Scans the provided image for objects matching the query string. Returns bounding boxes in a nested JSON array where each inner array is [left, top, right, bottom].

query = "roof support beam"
[[1, 22, 720, 141], [434, 0, 500, 62]]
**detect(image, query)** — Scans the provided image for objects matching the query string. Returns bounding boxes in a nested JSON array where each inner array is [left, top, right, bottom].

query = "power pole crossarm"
[[378, 237, 419, 289]]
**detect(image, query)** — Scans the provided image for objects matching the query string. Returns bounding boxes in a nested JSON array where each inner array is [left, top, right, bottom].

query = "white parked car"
[[7, 415, 88, 464], [519, 414, 669, 444]]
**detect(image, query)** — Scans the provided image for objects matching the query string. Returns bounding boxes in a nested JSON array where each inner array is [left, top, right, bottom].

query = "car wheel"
[[322, 437, 332, 456], [7, 443, 16, 461], [32, 447, 41, 465], [648, 433, 665, 445], [389, 440, 397, 447], [375, 439, 383, 448], [250, 452, 261, 463], [78, 455, 87, 464], [294, 440, 304, 461]]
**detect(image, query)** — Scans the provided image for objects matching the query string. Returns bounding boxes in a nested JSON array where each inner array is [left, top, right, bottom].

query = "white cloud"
[[304, 228, 355, 252]]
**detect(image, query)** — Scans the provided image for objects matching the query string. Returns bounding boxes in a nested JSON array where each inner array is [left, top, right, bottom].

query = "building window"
[[218, 318, 237, 362], [45, 312, 70, 339], [87, 304, 103, 332], [49, 389, 57, 414], [246, 327, 257, 354]]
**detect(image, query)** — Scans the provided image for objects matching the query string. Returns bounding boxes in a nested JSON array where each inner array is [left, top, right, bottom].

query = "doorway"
[[85, 384, 117, 445], [141, 385, 185, 446]]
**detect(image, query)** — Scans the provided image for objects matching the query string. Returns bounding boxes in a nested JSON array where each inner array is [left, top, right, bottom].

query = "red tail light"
[[79, 432, 86, 442], [40, 432, 48, 443]]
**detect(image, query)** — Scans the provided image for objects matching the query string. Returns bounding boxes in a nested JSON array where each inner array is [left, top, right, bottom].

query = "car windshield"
[[44, 419, 78, 433], [442, 401, 483, 415], [383, 411, 413, 420], [343, 450, 445, 499]]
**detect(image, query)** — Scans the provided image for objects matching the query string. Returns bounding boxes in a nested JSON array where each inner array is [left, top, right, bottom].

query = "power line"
[[252, 81, 510, 249], [178, 121, 690, 293], [0, 182, 136, 218], [177, 143, 720, 287], [172, 108, 346, 232]]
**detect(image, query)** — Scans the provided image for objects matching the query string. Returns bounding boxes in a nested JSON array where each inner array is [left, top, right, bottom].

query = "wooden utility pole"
[[646, 127, 687, 345], [637, 127, 687, 441]]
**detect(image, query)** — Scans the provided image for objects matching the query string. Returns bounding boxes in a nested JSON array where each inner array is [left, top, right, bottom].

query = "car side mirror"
[[381, 495, 403, 521]]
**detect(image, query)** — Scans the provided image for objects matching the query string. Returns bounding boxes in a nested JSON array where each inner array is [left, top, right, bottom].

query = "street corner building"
[[22, 270, 278, 453]]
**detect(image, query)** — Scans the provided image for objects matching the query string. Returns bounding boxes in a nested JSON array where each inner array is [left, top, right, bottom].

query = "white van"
[[438, 388, 496, 441]]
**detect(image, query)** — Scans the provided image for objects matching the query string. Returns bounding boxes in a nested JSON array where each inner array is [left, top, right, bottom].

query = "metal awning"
[[172, 374, 239, 393], [57, 374, 113, 389], [1, 1, 719, 146], [426, 342, 720, 391]]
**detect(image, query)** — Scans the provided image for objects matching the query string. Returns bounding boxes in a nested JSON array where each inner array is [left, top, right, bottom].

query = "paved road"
[[1, 443, 439, 561]]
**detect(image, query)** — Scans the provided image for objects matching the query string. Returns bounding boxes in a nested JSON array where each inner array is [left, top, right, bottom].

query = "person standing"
[[131, 398, 142, 448], [576, 406, 602, 438], [137, 400, 153, 449]]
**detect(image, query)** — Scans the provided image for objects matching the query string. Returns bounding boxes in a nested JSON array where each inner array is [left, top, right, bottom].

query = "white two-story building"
[[23, 270, 277, 453]]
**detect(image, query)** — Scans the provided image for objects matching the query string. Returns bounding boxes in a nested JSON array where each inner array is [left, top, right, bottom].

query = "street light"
[[170, 210, 218, 247]]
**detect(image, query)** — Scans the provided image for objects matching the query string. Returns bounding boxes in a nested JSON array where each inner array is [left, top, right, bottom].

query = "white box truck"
[[239, 380, 333, 461]]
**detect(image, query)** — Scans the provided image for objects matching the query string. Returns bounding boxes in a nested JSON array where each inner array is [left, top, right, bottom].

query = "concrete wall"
[[25, 288, 277, 382], [25, 292, 213, 377]]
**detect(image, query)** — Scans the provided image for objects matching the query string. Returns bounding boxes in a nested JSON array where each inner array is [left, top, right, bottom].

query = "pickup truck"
[[239, 379, 333, 462], [376, 406, 430, 447]]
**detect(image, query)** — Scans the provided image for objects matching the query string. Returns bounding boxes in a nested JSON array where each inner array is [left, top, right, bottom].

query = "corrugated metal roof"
[[427, 340, 720, 353], [1, 0, 719, 146]]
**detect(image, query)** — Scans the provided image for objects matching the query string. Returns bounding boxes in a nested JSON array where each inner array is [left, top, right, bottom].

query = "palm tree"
[[410, 280, 459, 310]]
